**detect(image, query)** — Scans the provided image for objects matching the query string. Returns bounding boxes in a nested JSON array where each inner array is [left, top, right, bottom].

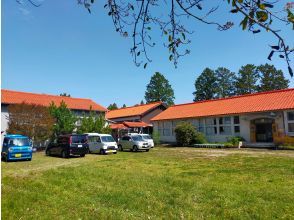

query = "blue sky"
[[2, 0, 294, 108]]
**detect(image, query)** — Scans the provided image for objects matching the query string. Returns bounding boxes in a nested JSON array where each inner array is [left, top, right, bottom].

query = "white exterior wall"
[[153, 111, 286, 143], [1, 105, 9, 143]]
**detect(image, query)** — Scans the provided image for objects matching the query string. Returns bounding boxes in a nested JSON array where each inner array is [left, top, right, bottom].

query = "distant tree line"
[[193, 63, 289, 102], [109, 63, 289, 110]]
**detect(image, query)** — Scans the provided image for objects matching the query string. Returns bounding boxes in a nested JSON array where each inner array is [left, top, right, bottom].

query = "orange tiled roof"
[[123, 121, 151, 128], [1, 89, 107, 112], [151, 89, 294, 121], [110, 123, 128, 130], [106, 102, 163, 119], [110, 121, 152, 129]]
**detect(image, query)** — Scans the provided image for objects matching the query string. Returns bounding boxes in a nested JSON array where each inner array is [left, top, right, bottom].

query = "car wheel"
[[45, 150, 50, 156], [118, 145, 123, 151], [80, 154, 85, 157], [27, 158, 32, 161], [4, 155, 9, 162], [61, 150, 68, 159], [146, 149, 149, 152], [133, 145, 138, 152]]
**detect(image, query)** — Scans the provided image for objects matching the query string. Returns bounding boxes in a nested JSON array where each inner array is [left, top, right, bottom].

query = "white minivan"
[[85, 133, 118, 154]]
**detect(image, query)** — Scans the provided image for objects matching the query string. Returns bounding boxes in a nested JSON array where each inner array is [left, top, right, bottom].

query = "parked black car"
[[46, 134, 89, 158]]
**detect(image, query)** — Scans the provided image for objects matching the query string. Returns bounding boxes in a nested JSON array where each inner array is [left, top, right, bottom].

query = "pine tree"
[[215, 67, 236, 98], [49, 101, 77, 137], [193, 68, 217, 101], [235, 64, 259, 95], [258, 64, 289, 92], [145, 72, 175, 106], [107, 103, 118, 110]]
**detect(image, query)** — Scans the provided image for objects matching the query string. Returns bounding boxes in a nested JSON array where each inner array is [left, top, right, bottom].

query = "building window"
[[219, 116, 232, 135], [162, 121, 171, 136], [287, 111, 294, 134], [220, 126, 231, 135], [288, 112, 294, 121], [234, 126, 240, 133], [197, 119, 205, 133], [205, 118, 217, 136], [234, 116, 240, 124], [224, 117, 231, 124]]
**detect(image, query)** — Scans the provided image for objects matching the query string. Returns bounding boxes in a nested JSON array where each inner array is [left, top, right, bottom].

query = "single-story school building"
[[106, 102, 167, 139], [151, 89, 294, 144]]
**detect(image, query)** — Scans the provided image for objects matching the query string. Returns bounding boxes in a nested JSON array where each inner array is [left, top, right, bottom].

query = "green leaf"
[[144, 63, 148, 69], [256, 11, 268, 22], [240, 16, 248, 30], [169, 55, 173, 61], [230, 9, 238, 13], [258, 4, 266, 10], [181, 33, 186, 40], [168, 35, 172, 42]]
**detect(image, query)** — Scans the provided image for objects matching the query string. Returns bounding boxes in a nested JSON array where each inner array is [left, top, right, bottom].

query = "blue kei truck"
[[1, 134, 33, 162]]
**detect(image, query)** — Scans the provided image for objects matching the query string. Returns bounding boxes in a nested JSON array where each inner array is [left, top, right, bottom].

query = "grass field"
[[2, 147, 294, 219]]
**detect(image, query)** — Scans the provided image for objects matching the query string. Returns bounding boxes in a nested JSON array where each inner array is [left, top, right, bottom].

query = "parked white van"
[[85, 133, 118, 155]]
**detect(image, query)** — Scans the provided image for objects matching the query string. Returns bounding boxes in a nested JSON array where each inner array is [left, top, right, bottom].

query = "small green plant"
[[227, 136, 245, 146], [152, 130, 160, 146]]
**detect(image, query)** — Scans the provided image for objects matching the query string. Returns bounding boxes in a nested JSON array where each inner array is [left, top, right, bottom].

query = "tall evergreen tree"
[[258, 64, 289, 92], [49, 101, 77, 137], [193, 68, 217, 102], [145, 72, 175, 106], [107, 103, 118, 110], [122, 104, 127, 108], [235, 64, 259, 95], [140, 100, 145, 105], [215, 67, 236, 98]]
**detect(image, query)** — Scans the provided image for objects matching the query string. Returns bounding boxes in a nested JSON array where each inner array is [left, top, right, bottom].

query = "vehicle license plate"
[[78, 145, 82, 148], [15, 154, 22, 158], [108, 150, 114, 153]]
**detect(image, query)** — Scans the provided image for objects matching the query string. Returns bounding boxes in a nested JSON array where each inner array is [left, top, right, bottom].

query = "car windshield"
[[101, 136, 115, 142], [142, 135, 152, 140], [9, 138, 30, 146], [132, 135, 143, 141]]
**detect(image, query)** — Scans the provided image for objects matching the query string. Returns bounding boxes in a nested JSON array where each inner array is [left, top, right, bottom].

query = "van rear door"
[[70, 135, 88, 154]]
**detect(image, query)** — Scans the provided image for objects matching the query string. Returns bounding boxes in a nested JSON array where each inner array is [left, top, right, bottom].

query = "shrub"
[[227, 136, 245, 146], [152, 131, 160, 146], [175, 122, 206, 146], [194, 132, 206, 144]]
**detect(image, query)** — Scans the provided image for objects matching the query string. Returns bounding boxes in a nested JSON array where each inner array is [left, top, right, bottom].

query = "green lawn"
[[2, 147, 294, 219]]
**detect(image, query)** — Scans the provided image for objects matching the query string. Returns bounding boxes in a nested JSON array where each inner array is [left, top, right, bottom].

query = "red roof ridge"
[[107, 101, 163, 112], [169, 88, 294, 108], [1, 89, 95, 102], [1, 89, 107, 112]]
